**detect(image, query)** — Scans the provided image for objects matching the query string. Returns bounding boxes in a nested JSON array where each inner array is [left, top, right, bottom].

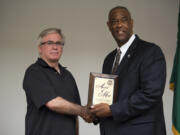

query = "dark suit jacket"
[[100, 35, 166, 135]]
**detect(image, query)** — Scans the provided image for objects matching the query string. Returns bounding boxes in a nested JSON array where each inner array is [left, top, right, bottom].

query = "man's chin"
[[49, 58, 59, 63], [115, 37, 128, 45], [114, 33, 126, 41]]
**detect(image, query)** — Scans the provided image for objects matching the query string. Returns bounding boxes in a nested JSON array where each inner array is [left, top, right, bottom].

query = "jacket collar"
[[115, 34, 140, 74]]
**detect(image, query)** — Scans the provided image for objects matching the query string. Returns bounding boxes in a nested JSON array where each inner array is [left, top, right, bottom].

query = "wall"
[[0, 0, 178, 134]]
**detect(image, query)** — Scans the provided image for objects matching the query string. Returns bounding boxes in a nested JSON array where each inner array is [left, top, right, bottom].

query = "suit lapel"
[[116, 36, 139, 75]]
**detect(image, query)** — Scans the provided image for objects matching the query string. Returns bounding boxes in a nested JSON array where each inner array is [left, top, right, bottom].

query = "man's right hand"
[[80, 106, 95, 123]]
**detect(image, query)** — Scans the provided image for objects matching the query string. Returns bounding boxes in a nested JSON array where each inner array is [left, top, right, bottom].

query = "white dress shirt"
[[117, 34, 135, 64], [112, 34, 136, 70]]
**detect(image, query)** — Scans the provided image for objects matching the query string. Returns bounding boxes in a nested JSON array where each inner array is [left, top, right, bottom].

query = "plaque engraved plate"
[[87, 72, 118, 107]]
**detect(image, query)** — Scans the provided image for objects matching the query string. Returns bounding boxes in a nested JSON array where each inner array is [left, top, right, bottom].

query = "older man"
[[23, 28, 89, 135]]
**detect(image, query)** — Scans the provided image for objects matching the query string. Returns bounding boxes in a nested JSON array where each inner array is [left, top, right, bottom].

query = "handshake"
[[79, 103, 112, 123], [79, 106, 96, 123]]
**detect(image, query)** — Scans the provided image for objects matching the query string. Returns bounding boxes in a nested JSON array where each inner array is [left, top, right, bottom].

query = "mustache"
[[115, 28, 126, 32], [50, 51, 59, 53]]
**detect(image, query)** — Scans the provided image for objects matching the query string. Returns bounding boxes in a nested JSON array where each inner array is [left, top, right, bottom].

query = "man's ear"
[[107, 21, 111, 31], [131, 19, 134, 28], [38, 45, 42, 55], [130, 19, 134, 34]]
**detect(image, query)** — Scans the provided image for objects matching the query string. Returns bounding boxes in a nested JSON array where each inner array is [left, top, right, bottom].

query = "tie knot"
[[116, 49, 121, 57], [117, 49, 121, 54]]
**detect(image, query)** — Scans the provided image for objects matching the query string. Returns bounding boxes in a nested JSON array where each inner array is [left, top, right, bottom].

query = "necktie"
[[112, 49, 121, 74]]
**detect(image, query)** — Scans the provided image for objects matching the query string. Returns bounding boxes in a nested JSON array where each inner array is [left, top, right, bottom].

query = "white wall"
[[0, 0, 178, 135]]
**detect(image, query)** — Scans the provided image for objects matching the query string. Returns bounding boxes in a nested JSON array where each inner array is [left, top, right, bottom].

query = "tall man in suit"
[[90, 6, 166, 135]]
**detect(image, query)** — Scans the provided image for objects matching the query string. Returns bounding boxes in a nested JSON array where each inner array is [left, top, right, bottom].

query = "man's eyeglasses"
[[40, 40, 64, 46]]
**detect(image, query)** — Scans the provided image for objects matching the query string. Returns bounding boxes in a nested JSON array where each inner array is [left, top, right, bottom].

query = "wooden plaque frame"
[[87, 72, 118, 107]]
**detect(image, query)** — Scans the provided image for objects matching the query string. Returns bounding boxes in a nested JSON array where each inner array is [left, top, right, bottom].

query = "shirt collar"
[[117, 34, 135, 53], [37, 58, 65, 70], [37, 58, 49, 67]]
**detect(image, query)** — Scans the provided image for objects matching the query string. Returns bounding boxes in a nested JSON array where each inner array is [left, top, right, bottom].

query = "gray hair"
[[37, 28, 65, 46]]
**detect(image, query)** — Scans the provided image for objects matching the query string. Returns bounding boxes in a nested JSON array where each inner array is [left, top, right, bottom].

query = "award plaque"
[[87, 72, 118, 107]]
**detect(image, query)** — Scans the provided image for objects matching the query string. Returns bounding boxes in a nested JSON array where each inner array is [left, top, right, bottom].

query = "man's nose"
[[116, 21, 123, 27], [52, 44, 58, 48]]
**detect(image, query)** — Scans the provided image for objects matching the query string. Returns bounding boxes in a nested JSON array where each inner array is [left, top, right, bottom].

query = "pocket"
[[131, 120, 155, 125], [130, 120, 156, 135]]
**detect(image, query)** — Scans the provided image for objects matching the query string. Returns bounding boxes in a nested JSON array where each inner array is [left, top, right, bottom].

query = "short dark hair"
[[108, 6, 131, 20]]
